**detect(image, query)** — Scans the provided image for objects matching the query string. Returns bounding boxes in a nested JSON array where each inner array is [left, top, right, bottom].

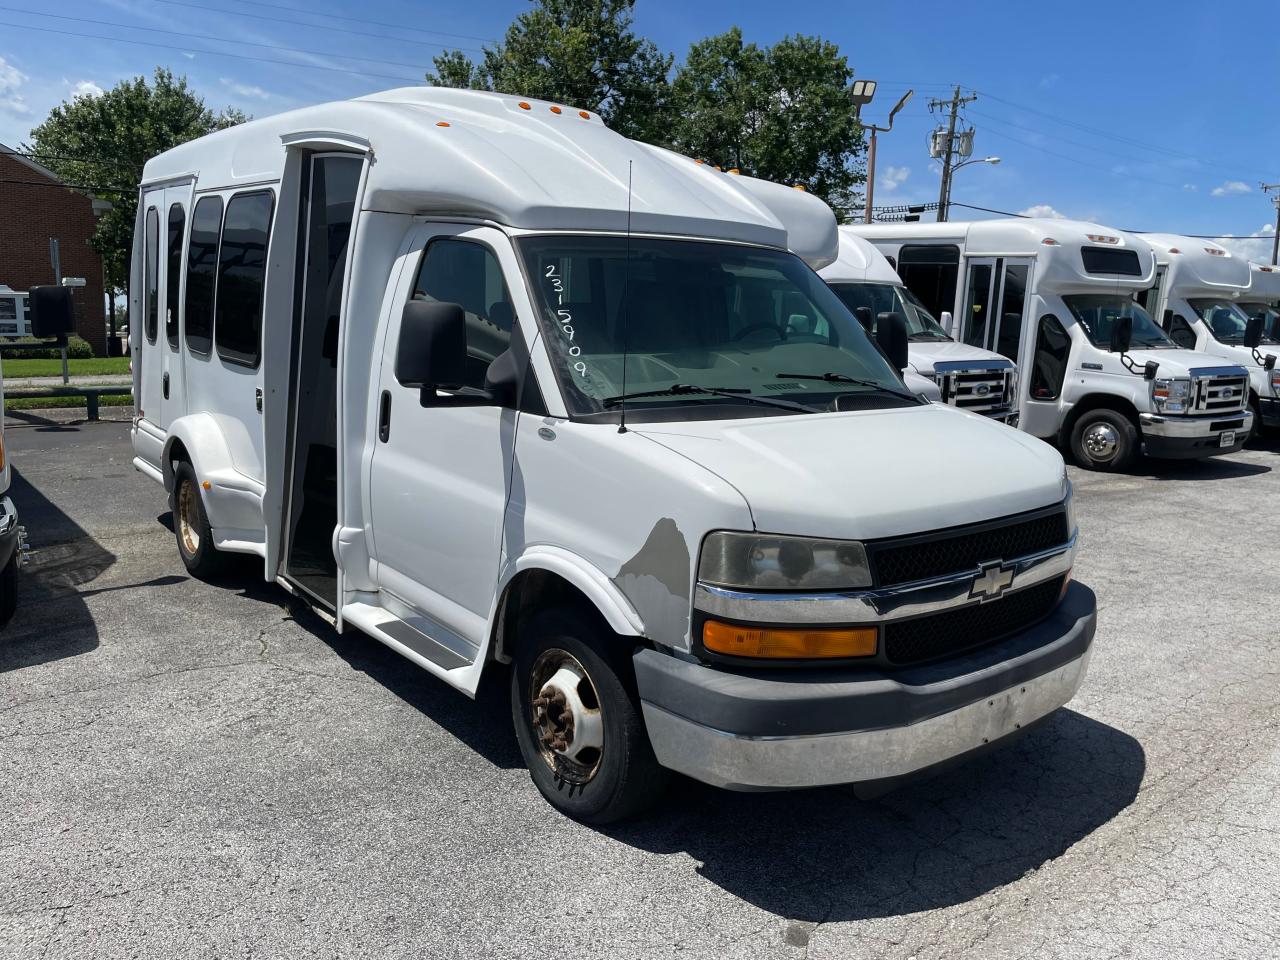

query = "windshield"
[[517, 236, 914, 418], [829, 282, 952, 340], [1064, 295, 1176, 350], [1211, 299, 1280, 344]]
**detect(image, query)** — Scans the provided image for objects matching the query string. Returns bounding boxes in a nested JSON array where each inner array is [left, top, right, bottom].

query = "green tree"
[[427, 0, 672, 142], [25, 68, 246, 297], [667, 29, 865, 218]]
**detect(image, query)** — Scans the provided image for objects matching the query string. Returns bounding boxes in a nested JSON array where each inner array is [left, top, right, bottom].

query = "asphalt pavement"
[[2, 421, 1278, 959]]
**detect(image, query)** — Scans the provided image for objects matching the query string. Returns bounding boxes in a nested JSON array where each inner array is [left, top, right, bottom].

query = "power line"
[[948, 202, 1273, 241], [0, 21, 428, 85]]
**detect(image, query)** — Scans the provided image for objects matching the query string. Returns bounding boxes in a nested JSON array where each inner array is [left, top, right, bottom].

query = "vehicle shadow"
[[605, 708, 1144, 922], [0, 466, 110, 671], [1137, 455, 1271, 481]]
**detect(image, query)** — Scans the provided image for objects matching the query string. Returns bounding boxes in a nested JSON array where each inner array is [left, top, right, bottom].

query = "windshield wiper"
[[776, 372, 918, 401], [603, 383, 814, 414]]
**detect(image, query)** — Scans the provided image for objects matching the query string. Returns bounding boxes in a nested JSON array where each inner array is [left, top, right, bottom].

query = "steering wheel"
[[732, 323, 785, 343]]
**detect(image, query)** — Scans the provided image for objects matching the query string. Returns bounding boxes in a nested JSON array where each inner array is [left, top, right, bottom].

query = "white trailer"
[[848, 219, 1253, 470], [130, 88, 1094, 822], [820, 229, 1017, 424], [1138, 235, 1280, 433]]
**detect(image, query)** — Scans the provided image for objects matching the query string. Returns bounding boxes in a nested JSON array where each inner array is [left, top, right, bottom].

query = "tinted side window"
[[1081, 246, 1141, 276], [1030, 313, 1070, 401], [185, 195, 223, 356], [215, 191, 274, 367], [1168, 313, 1197, 350], [897, 244, 960, 319], [412, 238, 512, 390], [144, 207, 159, 343], [166, 203, 185, 348]]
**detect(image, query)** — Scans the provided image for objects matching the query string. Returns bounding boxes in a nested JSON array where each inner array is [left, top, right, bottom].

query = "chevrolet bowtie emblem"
[[970, 561, 1015, 602]]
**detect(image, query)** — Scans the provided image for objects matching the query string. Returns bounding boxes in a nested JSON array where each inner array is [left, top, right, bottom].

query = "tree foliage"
[[427, 0, 671, 142], [25, 68, 246, 292], [666, 29, 865, 218]]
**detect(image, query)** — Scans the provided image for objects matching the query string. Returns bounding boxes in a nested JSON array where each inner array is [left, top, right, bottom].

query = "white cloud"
[[1216, 223, 1277, 262], [69, 80, 104, 100], [1211, 180, 1250, 197], [1018, 204, 1068, 220], [220, 78, 271, 100], [1183, 183, 1197, 192], [877, 165, 910, 193], [0, 56, 30, 116]]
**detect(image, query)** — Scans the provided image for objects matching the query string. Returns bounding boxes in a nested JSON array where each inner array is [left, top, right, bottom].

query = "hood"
[[1123, 347, 1248, 377], [1194, 340, 1279, 374], [908, 340, 1010, 376], [634, 404, 1066, 541]]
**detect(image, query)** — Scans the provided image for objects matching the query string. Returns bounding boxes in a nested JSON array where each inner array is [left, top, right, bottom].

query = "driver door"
[[366, 224, 520, 655]]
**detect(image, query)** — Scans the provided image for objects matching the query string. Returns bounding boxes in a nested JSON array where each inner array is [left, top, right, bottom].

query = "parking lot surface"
[[2, 421, 1279, 959]]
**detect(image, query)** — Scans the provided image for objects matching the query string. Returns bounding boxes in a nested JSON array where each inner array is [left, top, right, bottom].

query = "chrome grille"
[[934, 360, 1016, 418], [1190, 367, 1249, 414]]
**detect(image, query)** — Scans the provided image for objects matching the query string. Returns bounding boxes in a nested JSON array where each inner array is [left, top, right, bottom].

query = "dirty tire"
[[1070, 409, 1137, 471], [511, 607, 668, 824], [172, 460, 226, 579]]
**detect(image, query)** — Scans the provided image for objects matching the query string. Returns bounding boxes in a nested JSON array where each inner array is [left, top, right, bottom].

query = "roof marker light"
[[1205, 247, 1226, 256], [714, 165, 722, 171], [1041, 237, 1060, 245], [578, 110, 590, 119], [518, 101, 531, 110], [1168, 247, 1181, 254], [793, 184, 807, 191], [1086, 234, 1119, 244], [550, 106, 562, 114], [436, 121, 450, 127], [728, 168, 740, 175], [695, 158, 705, 165]]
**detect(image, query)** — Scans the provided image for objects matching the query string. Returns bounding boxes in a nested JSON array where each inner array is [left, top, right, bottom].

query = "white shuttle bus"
[[849, 219, 1253, 471], [820, 228, 1017, 424], [130, 89, 1095, 822], [1138, 235, 1280, 434]]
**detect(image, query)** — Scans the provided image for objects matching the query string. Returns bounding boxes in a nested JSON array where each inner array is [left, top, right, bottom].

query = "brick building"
[[0, 143, 110, 355]]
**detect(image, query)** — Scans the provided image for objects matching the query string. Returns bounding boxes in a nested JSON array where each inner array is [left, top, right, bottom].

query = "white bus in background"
[[1239, 261, 1280, 342], [130, 88, 1095, 822], [820, 228, 1017, 424], [1137, 235, 1280, 435], [0, 286, 32, 338], [849, 219, 1253, 470]]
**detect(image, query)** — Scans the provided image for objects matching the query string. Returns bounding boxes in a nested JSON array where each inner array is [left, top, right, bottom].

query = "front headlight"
[[1151, 377, 1192, 413], [698, 531, 872, 591], [1271, 369, 1280, 397]]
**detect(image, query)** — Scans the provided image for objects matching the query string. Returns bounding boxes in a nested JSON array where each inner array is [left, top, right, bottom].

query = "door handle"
[[255, 387, 263, 413], [378, 390, 392, 442], [162, 372, 170, 399]]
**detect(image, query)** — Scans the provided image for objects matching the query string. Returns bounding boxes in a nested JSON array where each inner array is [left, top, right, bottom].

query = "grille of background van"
[[1190, 371, 1249, 415], [935, 363, 1016, 418]]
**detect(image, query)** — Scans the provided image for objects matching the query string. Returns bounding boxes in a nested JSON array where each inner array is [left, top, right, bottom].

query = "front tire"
[[511, 608, 668, 824], [172, 460, 226, 579], [1070, 409, 1137, 471]]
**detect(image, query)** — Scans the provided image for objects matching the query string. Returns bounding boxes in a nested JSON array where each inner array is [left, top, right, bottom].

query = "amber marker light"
[[578, 110, 590, 119], [436, 121, 450, 127], [201, 481, 212, 491], [518, 101, 531, 110], [703, 621, 877, 660], [550, 106, 562, 114]]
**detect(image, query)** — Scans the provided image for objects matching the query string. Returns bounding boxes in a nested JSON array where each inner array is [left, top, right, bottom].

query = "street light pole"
[[1264, 182, 1280, 265], [942, 156, 1001, 220], [849, 81, 913, 224]]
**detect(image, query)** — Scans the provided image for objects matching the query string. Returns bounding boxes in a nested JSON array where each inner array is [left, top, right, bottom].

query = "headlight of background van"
[[1271, 369, 1280, 397], [698, 532, 872, 591], [1151, 377, 1192, 413]]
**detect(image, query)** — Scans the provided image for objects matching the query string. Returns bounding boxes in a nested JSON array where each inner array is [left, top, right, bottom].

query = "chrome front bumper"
[[1139, 410, 1252, 438], [635, 582, 1097, 791]]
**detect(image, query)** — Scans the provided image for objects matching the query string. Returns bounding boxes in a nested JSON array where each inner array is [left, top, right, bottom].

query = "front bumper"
[[634, 581, 1096, 791], [1139, 410, 1251, 459], [1259, 396, 1280, 429]]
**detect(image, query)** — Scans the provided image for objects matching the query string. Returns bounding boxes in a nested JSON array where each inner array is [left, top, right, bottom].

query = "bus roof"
[[1143, 233, 1251, 295], [141, 87, 837, 266], [1245, 261, 1280, 301], [849, 217, 1137, 256], [821, 228, 903, 284]]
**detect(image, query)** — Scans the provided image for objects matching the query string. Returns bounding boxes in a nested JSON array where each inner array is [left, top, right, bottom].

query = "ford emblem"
[[976, 383, 991, 397], [1221, 386, 1235, 399]]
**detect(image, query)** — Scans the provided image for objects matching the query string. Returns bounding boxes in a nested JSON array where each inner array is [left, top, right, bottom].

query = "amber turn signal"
[[703, 621, 877, 660]]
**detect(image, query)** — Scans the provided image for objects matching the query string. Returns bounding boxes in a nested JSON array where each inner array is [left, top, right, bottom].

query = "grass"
[[2, 357, 131, 378], [5, 394, 133, 412]]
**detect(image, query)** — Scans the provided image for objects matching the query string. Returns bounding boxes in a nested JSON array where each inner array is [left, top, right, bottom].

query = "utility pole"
[[1263, 182, 1280, 266], [930, 86, 977, 222]]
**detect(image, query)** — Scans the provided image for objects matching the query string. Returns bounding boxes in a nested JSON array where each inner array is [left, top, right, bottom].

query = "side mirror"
[[1243, 315, 1264, 349], [854, 306, 873, 332], [395, 301, 467, 398], [1144, 361, 1160, 381], [1110, 315, 1133, 354], [876, 311, 910, 372], [940, 311, 954, 335], [29, 285, 76, 340]]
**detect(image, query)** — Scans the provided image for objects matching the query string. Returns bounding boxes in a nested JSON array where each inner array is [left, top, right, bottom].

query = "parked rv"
[[821, 228, 1017, 424], [850, 219, 1253, 470], [130, 89, 1095, 822], [1137, 236, 1279, 434]]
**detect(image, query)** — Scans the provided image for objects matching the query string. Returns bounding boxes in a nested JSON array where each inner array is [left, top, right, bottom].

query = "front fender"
[[163, 413, 265, 534], [493, 545, 645, 640]]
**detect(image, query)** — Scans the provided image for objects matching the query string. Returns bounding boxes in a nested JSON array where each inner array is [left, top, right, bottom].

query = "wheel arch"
[[1059, 392, 1142, 446]]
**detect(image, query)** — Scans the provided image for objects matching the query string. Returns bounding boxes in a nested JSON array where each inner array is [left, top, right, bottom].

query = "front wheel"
[[1070, 409, 1137, 471], [172, 461, 226, 579], [511, 608, 668, 824]]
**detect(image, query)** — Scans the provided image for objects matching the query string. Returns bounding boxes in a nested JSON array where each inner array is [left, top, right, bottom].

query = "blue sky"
[[1, 0, 1277, 258]]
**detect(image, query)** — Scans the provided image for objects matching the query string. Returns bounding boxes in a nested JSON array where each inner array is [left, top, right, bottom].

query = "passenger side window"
[[1030, 314, 1070, 401], [215, 191, 274, 367], [411, 238, 513, 390], [166, 204, 185, 348], [144, 207, 159, 344], [185, 195, 223, 357]]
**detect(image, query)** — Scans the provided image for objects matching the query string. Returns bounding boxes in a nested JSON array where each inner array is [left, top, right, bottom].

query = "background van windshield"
[[1237, 301, 1280, 342], [1192, 298, 1279, 344], [1064, 295, 1174, 350], [830, 282, 951, 341], [517, 236, 910, 418]]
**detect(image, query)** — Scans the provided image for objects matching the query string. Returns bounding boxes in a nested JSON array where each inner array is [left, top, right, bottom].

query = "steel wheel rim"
[[178, 479, 201, 557], [1083, 421, 1119, 461], [528, 647, 604, 784]]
